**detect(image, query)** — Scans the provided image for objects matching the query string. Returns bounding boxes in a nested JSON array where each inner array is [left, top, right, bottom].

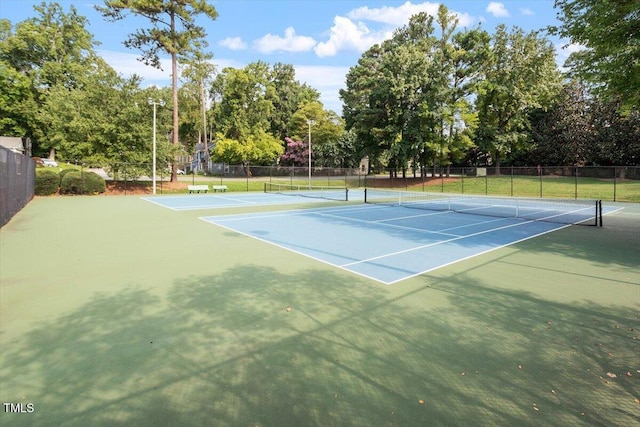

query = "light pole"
[[306, 119, 315, 187], [148, 98, 165, 195]]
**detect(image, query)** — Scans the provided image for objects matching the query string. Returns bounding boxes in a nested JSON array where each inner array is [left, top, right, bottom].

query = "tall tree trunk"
[[201, 77, 208, 174]]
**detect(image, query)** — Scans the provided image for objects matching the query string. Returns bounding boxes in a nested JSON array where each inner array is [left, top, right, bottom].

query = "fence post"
[[574, 167, 578, 200], [613, 167, 617, 202], [510, 166, 513, 197], [539, 167, 543, 198], [485, 171, 488, 195]]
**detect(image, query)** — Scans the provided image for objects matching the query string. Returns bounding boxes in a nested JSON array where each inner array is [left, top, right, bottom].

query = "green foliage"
[[341, 6, 488, 172], [60, 171, 106, 195], [476, 25, 561, 169], [530, 82, 640, 166], [59, 168, 78, 183], [35, 169, 59, 196], [97, 0, 219, 182], [0, 2, 99, 154], [211, 130, 283, 168], [551, 0, 640, 109], [288, 102, 345, 167], [266, 63, 320, 141]]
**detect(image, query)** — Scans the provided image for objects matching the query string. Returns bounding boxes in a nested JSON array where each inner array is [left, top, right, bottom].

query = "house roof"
[[0, 136, 25, 154]]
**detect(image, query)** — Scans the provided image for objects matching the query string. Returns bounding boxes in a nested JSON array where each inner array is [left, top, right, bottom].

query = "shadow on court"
[[1, 262, 637, 426]]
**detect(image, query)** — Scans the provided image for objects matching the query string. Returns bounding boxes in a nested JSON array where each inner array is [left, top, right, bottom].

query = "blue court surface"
[[142, 191, 356, 211], [200, 204, 575, 284]]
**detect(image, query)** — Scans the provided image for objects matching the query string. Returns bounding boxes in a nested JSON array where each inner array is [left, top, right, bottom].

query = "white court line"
[[315, 213, 460, 237], [198, 217, 386, 284], [383, 224, 568, 285], [341, 218, 563, 268]]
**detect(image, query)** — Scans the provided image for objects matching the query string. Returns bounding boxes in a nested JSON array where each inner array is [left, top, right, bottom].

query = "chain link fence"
[[106, 163, 365, 193], [101, 163, 639, 201], [364, 166, 640, 202], [0, 146, 35, 227]]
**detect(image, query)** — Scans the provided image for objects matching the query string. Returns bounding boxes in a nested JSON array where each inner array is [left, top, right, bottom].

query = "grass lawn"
[[365, 175, 640, 202]]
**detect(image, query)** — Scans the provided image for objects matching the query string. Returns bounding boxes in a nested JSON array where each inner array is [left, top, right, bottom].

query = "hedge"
[[59, 168, 78, 183], [35, 169, 59, 196], [60, 171, 106, 195]]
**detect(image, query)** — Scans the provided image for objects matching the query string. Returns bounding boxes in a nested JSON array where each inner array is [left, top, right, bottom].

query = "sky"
[[0, 1, 574, 113]]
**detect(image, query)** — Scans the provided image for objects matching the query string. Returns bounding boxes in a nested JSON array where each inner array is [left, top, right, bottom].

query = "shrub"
[[35, 169, 59, 195], [59, 168, 78, 183], [60, 171, 106, 195]]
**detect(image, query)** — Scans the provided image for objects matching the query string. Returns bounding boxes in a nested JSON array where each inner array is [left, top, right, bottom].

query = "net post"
[[364, 188, 368, 203], [264, 182, 267, 193], [345, 188, 349, 202], [598, 200, 603, 227]]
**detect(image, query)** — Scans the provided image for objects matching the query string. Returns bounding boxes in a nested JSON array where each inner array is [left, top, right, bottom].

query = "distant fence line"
[[365, 166, 640, 202], [0, 146, 35, 227], [105, 163, 639, 201]]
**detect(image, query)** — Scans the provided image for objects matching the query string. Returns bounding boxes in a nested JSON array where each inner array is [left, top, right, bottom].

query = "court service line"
[[308, 210, 461, 238], [340, 219, 567, 268], [383, 225, 568, 284]]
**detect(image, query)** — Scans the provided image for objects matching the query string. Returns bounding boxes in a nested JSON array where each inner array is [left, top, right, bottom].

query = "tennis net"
[[364, 188, 602, 226], [264, 182, 349, 201]]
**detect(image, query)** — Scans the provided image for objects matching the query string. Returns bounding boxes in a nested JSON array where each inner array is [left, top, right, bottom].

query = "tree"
[[266, 63, 320, 141], [590, 101, 640, 167], [340, 8, 485, 177], [475, 25, 561, 171], [210, 62, 283, 174], [211, 62, 275, 142], [1, 2, 99, 158], [550, 0, 640, 109], [529, 81, 593, 166], [180, 49, 216, 169], [341, 13, 440, 177], [210, 130, 283, 175], [96, 0, 218, 181], [288, 101, 344, 167], [279, 137, 308, 166]]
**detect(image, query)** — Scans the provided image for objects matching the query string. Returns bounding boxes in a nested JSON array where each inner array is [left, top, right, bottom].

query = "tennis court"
[[1, 191, 638, 426], [142, 183, 354, 210], [200, 191, 617, 284]]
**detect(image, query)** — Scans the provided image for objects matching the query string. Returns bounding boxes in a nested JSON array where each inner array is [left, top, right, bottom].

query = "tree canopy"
[[550, 0, 640, 109], [96, 0, 218, 181]]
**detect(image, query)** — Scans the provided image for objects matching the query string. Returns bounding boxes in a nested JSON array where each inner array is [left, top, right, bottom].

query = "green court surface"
[[1, 196, 638, 426]]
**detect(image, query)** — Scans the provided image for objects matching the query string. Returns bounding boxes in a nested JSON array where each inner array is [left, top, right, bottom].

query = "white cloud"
[[253, 27, 316, 54], [555, 42, 587, 71], [486, 2, 510, 18], [520, 8, 535, 16], [347, 1, 439, 26], [315, 2, 477, 58], [314, 16, 392, 58], [294, 65, 350, 113], [219, 37, 247, 50], [347, 1, 474, 27], [99, 50, 171, 81]]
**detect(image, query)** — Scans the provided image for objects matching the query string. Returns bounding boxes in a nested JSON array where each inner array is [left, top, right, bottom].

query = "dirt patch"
[[104, 181, 187, 195]]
